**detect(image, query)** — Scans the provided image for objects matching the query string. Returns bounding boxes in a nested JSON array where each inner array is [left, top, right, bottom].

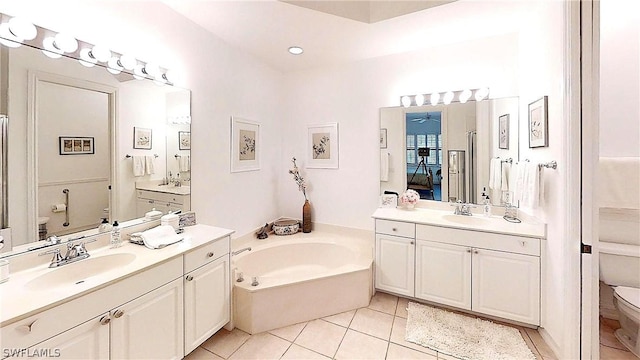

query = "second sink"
[[441, 214, 490, 226]]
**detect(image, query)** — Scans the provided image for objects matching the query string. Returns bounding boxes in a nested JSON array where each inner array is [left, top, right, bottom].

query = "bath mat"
[[405, 302, 536, 360]]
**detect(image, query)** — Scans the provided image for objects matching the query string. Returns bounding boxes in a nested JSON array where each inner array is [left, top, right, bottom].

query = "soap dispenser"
[[98, 218, 112, 233], [110, 220, 122, 248], [483, 195, 492, 217]]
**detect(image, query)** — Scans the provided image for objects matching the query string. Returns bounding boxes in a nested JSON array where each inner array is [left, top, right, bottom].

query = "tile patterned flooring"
[[185, 292, 556, 360], [599, 316, 638, 359]]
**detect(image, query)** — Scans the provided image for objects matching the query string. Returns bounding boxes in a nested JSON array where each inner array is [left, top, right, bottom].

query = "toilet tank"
[[600, 241, 640, 287]]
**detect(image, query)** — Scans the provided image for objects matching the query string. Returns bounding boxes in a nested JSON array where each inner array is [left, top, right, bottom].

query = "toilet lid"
[[615, 286, 640, 309]]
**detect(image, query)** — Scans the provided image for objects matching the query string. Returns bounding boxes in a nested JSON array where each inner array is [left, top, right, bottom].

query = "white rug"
[[405, 302, 536, 360]]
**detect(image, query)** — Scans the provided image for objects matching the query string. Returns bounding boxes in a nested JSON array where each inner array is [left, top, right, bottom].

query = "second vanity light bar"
[[400, 87, 490, 107]]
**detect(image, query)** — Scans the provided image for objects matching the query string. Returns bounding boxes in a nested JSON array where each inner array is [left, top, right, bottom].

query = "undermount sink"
[[25, 253, 137, 291], [441, 214, 490, 226]]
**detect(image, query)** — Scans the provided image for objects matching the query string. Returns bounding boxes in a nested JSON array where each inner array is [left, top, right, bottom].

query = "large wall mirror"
[[380, 97, 519, 206], [0, 43, 191, 256]]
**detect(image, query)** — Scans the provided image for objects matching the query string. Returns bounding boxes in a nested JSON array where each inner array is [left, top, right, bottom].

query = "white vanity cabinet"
[[374, 220, 415, 297], [415, 224, 541, 325], [183, 237, 230, 355], [136, 190, 190, 217], [33, 315, 109, 359]]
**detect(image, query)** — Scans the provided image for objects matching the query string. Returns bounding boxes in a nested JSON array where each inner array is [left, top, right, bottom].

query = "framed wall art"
[[133, 127, 152, 150], [498, 114, 509, 150], [380, 128, 388, 149], [307, 123, 339, 169], [59, 136, 94, 155], [179, 131, 191, 150], [231, 117, 260, 172], [528, 96, 548, 148]]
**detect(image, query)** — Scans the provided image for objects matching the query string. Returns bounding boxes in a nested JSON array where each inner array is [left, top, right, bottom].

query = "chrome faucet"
[[232, 247, 251, 256], [39, 238, 97, 268], [450, 200, 476, 216]]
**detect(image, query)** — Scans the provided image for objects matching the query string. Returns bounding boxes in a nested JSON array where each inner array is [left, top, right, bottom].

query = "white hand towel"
[[145, 156, 155, 175], [489, 158, 502, 190], [132, 156, 145, 177], [501, 162, 510, 191], [380, 152, 389, 182], [179, 155, 190, 172], [522, 163, 541, 208], [599, 157, 640, 209], [512, 162, 527, 204], [141, 225, 182, 249]]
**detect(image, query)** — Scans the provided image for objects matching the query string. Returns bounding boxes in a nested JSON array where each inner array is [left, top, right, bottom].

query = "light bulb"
[[133, 64, 146, 80], [119, 54, 137, 70], [443, 91, 454, 105], [8, 17, 37, 41], [79, 48, 97, 67], [430, 93, 440, 106], [143, 62, 161, 78], [107, 57, 123, 74], [415, 94, 425, 106], [53, 33, 78, 53], [459, 89, 472, 104], [163, 69, 177, 84], [91, 44, 111, 62], [0, 23, 22, 48], [475, 87, 489, 101], [401, 96, 411, 108], [42, 36, 63, 58]]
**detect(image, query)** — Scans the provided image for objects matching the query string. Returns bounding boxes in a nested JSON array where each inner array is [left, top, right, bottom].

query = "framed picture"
[[231, 117, 260, 172], [178, 131, 191, 150], [59, 136, 94, 155], [528, 96, 548, 148], [498, 114, 509, 149], [133, 127, 152, 150], [380, 128, 388, 149], [380, 194, 397, 208], [307, 123, 339, 169]]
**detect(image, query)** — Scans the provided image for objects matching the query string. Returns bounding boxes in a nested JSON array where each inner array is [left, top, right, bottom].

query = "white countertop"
[[372, 207, 546, 239], [0, 224, 233, 326], [136, 182, 190, 195]]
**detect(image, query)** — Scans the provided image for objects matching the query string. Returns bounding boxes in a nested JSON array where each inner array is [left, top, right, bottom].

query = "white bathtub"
[[232, 235, 373, 334]]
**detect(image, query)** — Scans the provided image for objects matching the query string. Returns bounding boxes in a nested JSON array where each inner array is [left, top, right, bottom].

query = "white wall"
[[600, 0, 640, 157]]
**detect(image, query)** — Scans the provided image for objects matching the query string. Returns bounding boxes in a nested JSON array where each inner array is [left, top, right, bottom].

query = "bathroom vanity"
[[0, 224, 232, 359], [135, 181, 191, 217], [372, 207, 545, 326]]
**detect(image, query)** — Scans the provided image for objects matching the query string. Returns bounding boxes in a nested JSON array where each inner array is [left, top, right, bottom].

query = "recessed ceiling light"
[[288, 46, 303, 55]]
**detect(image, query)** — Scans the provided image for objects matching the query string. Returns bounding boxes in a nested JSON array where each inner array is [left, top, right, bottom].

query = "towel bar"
[[125, 154, 159, 159]]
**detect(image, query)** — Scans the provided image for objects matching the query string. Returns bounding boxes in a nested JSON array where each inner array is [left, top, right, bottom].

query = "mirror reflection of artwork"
[[239, 130, 256, 160], [231, 117, 260, 172], [307, 123, 339, 169], [133, 127, 152, 150], [312, 133, 330, 159], [59, 137, 95, 155], [178, 131, 191, 150], [83, 140, 91, 152], [499, 114, 509, 149], [64, 140, 72, 153]]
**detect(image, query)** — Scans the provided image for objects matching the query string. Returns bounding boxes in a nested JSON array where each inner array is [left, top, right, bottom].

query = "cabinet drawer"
[[376, 220, 415, 238], [416, 224, 540, 256], [184, 236, 230, 273], [136, 190, 186, 205]]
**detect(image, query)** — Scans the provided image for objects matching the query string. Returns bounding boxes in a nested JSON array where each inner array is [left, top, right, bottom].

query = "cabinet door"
[[29, 314, 109, 360], [415, 240, 472, 310], [375, 234, 414, 297], [110, 278, 184, 360], [184, 255, 230, 355], [472, 248, 540, 325]]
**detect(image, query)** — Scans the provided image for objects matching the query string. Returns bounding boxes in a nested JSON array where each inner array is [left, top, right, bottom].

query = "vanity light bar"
[[0, 13, 175, 86], [400, 87, 490, 107]]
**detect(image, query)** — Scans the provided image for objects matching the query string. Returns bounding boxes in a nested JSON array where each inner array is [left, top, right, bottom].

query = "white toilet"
[[600, 240, 640, 357]]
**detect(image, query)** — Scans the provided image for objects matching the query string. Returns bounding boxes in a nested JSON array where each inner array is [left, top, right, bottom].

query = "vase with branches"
[[289, 157, 311, 232]]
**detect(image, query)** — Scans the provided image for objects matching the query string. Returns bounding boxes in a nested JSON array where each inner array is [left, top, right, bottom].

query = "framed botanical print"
[[59, 136, 94, 155], [307, 123, 339, 169], [133, 127, 152, 150], [528, 96, 548, 148], [498, 114, 509, 150], [231, 117, 260, 172], [380, 128, 388, 149], [178, 131, 191, 150]]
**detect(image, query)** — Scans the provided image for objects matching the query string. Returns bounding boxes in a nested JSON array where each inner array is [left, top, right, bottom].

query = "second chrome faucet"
[[39, 237, 97, 268]]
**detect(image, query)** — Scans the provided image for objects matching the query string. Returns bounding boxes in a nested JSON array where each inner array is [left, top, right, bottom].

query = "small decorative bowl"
[[273, 219, 300, 235]]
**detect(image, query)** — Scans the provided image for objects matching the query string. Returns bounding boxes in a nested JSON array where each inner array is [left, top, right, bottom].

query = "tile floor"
[[599, 316, 638, 359], [185, 292, 557, 360]]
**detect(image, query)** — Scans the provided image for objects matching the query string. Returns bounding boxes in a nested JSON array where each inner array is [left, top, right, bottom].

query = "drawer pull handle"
[[392, 228, 397, 231], [99, 315, 111, 325], [186, 275, 194, 281], [17, 320, 38, 333], [474, 250, 479, 254], [410, 241, 414, 245], [113, 310, 124, 318], [466, 248, 471, 253], [207, 252, 215, 258], [521, 241, 526, 247]]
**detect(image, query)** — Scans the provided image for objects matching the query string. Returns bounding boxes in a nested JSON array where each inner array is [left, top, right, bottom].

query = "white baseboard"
[[538, 327, 562, 360]]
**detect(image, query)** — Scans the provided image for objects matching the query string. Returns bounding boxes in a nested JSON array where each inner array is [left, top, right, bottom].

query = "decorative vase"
[[302, 200, 312, 233]]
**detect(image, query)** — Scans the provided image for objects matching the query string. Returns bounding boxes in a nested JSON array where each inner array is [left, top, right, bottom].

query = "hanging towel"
[[512, 162, 527, 204], [501, 162, 510, 191], [489, 158, 502, 190], [179, 155, 191, 172], [380, 152, 390, 182], [522, 162, 542, 209], [132, 156, 145, 177], [145, 156, 156, 175], [599, 157, 640, 209]]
